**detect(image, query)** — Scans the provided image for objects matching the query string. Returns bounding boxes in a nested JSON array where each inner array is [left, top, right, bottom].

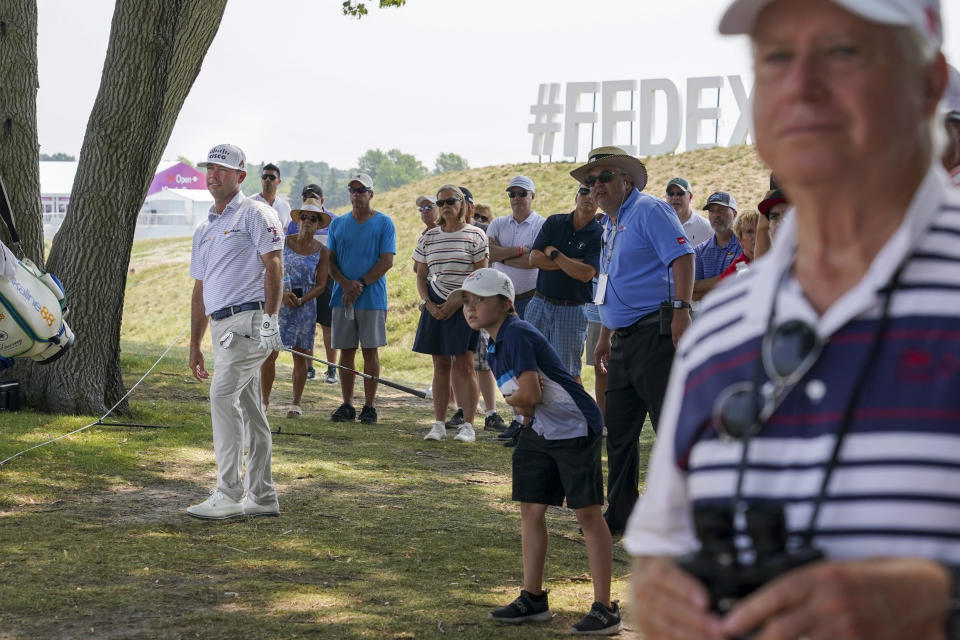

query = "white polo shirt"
[[250, 192, 292, 230], [190, 191, 284, 316], [486, 211, 545, 295]]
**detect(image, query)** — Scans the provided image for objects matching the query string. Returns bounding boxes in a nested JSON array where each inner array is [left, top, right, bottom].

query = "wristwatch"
[[672, 300, 692, 310], [549, 249, 560, 260]]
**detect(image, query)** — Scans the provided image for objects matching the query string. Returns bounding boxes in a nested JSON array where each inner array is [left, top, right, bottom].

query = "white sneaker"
[[242, 494, 280, 517], [424, 421, 446, 440], [454, 422, 476, 443], [186, 489, 243, 520]]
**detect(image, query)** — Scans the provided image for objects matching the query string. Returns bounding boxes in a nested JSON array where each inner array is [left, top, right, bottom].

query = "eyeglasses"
[[437, 197, 462, 207], [475, 215, 489, 223], [261, 174, 278, 181], [347, 186, 372, 194], [666, 190, 685, 197], [507, 190, 528, 199], [583, 170, 620, 187], [577, 187, 590, 196], [418, 205, 436, 212], [713, 319, 822, 440]]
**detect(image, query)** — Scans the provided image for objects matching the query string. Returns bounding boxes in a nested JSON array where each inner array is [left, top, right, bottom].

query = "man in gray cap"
[[693, 190, 742, 301], [665, 177, 712, 247], [626, 2, 960, 639], [187, 143, 284, 520]]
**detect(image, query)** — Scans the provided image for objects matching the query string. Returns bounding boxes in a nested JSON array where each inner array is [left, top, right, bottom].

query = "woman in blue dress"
[[260, 199, 331, 417]]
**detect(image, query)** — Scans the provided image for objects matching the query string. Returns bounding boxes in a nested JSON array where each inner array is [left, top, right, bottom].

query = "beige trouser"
[[208, 310, 276, 505]]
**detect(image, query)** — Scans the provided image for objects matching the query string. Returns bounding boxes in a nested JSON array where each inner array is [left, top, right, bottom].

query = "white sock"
[[486, 409, 497, 417], [514, 415, 523, 423]]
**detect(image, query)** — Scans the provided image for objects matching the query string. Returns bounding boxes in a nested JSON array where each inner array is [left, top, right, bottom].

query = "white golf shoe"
[[454, 422, 476, 443], [424, 421, 446, 441], [242, 495, 280, 517], [186, 489, 243, 520]]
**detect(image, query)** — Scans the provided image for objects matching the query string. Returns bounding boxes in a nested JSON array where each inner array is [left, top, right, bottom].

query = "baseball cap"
[[347, 173, 374, 189], [758, 188, 788, 217], [718, 0, 942, 49], [455, 267, 515, 303], [416, 195, 437, 207], [943, 64, 960, 120], [198, 144, 246, 171], [459, 186, 474, 204], [667, 177, 692, 194], [507, 175, 535, 193], [703, 191, 739, 212], [302, 183, 324, 199]]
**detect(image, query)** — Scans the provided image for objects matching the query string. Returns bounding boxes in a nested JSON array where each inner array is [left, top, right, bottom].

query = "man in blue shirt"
[[327, 172, 396, 425], [571, 146, 695, 535], [527, 186, 603, 381], [693, 190, 742, 301]]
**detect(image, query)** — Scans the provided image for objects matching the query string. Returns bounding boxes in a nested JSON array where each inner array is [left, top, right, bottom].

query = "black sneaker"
[[484, 413, 507, 432], [497, 419, 522, 440], [489, 589, 552, 624], [359, 404, 378, 424], [445, 408, 464, 429], [570, 600, 622, 635], [330, 403, 356, 422], [306, 367, 316, 380]]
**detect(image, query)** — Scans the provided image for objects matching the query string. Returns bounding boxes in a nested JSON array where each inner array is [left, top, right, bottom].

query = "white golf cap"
[[943, 64, 960, 118], [507, 175, 535, 193], [347, 172, 374, 189], [719, 0, 942, 49], [198, 143, 246, 170], [416, 195, 437, 207], [455, 268, 515, 303]]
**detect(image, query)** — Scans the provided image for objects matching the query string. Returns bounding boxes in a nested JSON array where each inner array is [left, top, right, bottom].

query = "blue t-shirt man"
[[488, 315, 603, 440], [599, 189, 694, 330], [327, 211, 397, 310]]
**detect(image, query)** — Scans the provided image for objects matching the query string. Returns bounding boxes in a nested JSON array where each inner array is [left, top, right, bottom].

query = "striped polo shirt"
[[413, 224, 488, 299], [624, 166, 960, 565], [694, 232, 742, 280], [190, 191, 284, 316]]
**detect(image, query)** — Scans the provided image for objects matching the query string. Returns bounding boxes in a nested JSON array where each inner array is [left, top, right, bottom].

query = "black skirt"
[[412, 285, 479, 356]]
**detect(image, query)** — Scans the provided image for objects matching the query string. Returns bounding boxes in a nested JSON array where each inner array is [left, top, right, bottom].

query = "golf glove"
[[258, 313, 283, 351]]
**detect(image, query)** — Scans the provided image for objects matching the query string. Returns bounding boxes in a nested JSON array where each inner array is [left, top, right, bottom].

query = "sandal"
[[286, 405, 302, 418]]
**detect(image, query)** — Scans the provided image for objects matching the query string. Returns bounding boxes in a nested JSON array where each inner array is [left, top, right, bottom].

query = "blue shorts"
[[524, 296, 588, 377]]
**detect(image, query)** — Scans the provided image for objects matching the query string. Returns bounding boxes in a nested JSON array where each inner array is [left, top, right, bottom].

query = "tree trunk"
[[0, 1, 43, 265], [20, 0, 226, 414]]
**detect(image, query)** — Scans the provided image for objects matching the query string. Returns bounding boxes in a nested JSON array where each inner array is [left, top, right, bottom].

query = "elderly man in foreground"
[[626, 1, 960, 639]]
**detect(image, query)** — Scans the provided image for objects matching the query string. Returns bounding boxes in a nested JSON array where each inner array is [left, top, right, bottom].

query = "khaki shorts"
[[585, 321, 603, 367]]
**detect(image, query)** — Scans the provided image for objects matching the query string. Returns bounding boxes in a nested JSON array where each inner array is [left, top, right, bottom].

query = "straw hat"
[[290, 198, 332, 229], [570, 146, 648, 192]]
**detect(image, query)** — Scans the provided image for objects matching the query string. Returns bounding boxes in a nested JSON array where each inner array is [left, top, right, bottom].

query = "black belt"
[[515, 290, 535, 301], [210, 301, 264, 320], [615, 311, 659, 338], [534, 291, 584, 307]]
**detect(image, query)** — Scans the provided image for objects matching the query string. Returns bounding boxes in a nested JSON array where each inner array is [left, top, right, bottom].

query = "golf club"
[[222, 332, 427, 399]]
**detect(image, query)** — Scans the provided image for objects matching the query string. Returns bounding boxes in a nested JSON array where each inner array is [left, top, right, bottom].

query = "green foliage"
[[434, 152, 470, 175], [342, 0, 406, 18], [357, 148, 429, 193], [38, 152, 75, 161]]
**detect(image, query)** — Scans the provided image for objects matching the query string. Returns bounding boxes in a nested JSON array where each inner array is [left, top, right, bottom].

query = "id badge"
[[594, 274, 608, 305]]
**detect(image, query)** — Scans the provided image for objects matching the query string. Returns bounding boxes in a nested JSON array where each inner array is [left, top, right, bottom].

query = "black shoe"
[[484, 413, 507, 432], [445, 408, 464, 429], [489, 589, 552, 624], [331, 403, 356, 422], [306, 367, 316, 380], [359, 404, 378, 424], [570, 600, 622, 635], [497, 419, 522, 440]]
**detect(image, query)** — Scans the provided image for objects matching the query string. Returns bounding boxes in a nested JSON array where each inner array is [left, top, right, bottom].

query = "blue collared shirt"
[[598, 189, 694, 330], [694, 233, 742, 280]]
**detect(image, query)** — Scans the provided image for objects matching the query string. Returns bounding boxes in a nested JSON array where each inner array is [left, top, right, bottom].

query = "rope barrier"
[[0, 322, 189, 469]]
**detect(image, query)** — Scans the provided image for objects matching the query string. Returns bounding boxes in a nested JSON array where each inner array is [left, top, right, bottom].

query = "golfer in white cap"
[[625, 2, 960, 639]]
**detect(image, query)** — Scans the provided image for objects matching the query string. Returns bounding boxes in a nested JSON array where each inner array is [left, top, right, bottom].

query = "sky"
[[36, 0, 960, 171]]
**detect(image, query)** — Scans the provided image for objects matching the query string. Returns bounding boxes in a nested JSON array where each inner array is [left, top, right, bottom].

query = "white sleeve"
[[0, 240, 17, 281], [622, 351, 699, 557]]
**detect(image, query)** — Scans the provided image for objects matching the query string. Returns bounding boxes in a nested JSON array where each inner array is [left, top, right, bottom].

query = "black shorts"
[[511, 427, 604, 509], [316, 279, 333, 327]]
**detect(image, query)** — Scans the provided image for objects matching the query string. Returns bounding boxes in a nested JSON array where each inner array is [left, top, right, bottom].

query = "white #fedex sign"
[[528, 76, 754, 159]]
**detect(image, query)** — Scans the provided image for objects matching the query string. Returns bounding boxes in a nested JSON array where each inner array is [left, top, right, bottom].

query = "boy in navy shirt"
[[456, 268, 621, 635]]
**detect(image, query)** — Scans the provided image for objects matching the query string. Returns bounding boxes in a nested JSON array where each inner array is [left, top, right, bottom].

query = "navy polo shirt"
[[531, 212, 602, 302], [488, 316, 603, 439]]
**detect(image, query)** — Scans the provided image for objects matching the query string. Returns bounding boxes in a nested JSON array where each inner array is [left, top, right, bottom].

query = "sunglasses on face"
[[577, 187, 590, 196], [418, 205, 436, 212], [261, 174, 278, 181], [347, 186, 372, 194], [437, 197, 462, 207], [298, 214, 320, 223], [666, 190, 685, 197], [507, 190, 528, 199], [583, 170, 619, 187], [475, 215, 489, 223]]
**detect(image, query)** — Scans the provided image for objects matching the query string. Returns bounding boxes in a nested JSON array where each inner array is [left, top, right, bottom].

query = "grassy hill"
[[121, 144, 772, 392]]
